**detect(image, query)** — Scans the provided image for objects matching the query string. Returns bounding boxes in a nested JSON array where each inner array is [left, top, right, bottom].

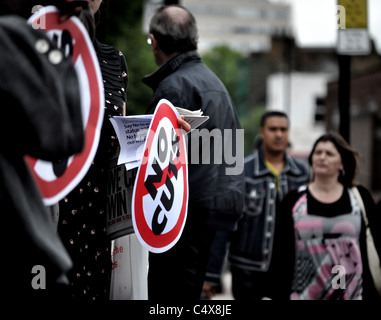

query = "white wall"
[[267, 72, 333, 154]]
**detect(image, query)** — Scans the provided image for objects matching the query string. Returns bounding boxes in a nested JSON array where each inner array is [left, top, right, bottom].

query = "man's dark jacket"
[[143, 50, 245, 231]]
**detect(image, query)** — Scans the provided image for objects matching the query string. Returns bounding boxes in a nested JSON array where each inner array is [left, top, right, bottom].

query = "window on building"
[[314, 97, 326, 123]]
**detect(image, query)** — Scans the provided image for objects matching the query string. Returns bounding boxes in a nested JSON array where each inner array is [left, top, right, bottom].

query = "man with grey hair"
[[143, 4, 245, 300]]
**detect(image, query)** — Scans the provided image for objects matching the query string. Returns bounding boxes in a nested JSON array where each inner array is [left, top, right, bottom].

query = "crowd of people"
[[203, 122, 381, 301], [1, 0, 380, 302]]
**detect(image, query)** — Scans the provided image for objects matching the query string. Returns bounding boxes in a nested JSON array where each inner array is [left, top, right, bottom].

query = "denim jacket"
[[228, 147, 310, 272]]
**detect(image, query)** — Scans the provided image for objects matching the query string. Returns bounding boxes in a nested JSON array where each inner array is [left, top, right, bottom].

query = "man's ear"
[[259, 127, 264, 139], [151, 34, 160, 52]]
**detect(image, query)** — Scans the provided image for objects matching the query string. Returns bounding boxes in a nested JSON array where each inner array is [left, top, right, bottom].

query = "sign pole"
[[338, 54, 351, 143], [337, 0, 370, 143]]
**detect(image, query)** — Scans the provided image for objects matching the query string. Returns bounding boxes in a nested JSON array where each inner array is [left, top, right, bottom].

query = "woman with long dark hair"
[[271, 131, 380, 300]]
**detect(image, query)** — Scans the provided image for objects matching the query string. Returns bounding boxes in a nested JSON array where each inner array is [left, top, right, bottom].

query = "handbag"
[[352, 186, 381, 297]]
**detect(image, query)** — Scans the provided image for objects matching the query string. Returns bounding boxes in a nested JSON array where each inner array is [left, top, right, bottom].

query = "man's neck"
[[263, 147, 285, 173], [157, 51, 180, 67]]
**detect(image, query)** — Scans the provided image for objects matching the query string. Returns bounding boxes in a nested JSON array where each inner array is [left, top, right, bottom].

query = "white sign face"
[[337, 0, 370, 55], [132, 99, 188, 253], [26, 6, 104, 205], [337, 29, 371, 55]]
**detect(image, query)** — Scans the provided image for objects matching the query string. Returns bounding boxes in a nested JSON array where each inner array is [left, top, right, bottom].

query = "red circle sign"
[[132, 100, 188, 253], [25, 7, 104, 205]]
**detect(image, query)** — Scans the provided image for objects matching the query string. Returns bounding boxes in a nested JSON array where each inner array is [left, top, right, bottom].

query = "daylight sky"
[[274, 0, 381, 53]]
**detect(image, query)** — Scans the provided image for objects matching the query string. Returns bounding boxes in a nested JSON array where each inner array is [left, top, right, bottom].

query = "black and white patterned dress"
[[58, 39, 128, 300]]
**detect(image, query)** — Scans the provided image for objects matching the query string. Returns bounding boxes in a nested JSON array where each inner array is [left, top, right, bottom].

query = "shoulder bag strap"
[[352, 186, 368, 226], [352, 186, 381, 297]]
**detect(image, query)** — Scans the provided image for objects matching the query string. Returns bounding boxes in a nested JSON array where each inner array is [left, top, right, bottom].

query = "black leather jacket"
[[143, 50, 245, 231]]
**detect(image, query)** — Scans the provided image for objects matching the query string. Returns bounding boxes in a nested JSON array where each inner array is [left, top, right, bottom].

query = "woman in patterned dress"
[[271, 132, 380, 300], [57, 0, 128, 300]]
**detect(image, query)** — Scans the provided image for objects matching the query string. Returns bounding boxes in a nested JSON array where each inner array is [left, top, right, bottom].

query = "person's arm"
[[203, 230, 231, 299], [357, 185, 381, 256], [269, 189, 300, 300], [118, 50, 128, 115]]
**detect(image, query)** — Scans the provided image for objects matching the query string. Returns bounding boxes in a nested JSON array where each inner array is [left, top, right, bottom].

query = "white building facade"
[[143, 0, 292, 54]]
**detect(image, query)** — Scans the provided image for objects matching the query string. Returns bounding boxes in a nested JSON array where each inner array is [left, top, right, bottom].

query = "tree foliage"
[[201, 46, 263, 155], [201, 46, 249, 117], [96, 0, 156, 116]]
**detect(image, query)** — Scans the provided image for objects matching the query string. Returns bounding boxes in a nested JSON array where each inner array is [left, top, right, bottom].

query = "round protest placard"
[[132, 99, 188, 253], [25, 6, 104, 206]]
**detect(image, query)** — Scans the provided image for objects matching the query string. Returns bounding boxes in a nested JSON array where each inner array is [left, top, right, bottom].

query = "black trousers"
[[148, 206, 216, 301], [230, 266, 269, 300]]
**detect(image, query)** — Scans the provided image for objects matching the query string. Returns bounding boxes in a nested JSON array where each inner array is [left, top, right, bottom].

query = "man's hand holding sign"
[[132, 99, 189, 253]]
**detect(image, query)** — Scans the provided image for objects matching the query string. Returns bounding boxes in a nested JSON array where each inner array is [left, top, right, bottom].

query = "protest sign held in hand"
[[25, 6, 104, 206], [132, 99, 189, 253], [109, 115, 152, 171], [109, 106, 208, 171]]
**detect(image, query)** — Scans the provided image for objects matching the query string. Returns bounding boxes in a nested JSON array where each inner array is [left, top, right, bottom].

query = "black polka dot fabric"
[[57, 39, 128, 300]]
